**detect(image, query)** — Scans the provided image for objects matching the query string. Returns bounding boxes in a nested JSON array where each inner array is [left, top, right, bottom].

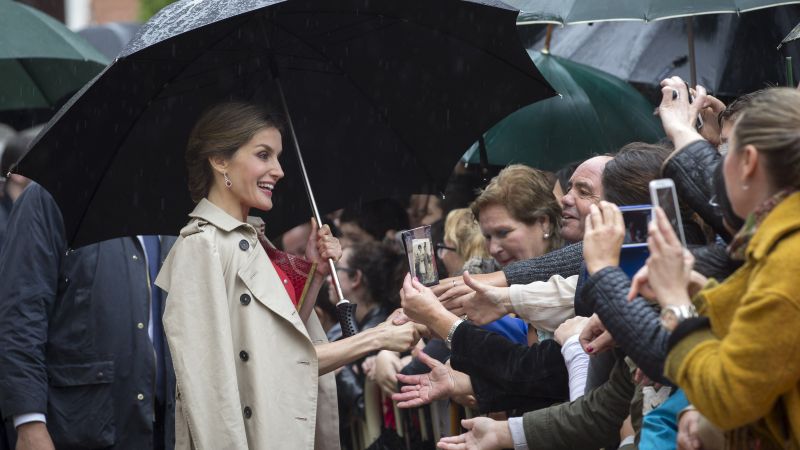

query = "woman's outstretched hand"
[[393, 350, 455, 408], [437, 418, 512, 450], [306, 218, 341, 276], [455, 272, 511, 325]]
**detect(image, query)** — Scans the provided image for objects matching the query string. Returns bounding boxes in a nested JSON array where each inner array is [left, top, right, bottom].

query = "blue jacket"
[[0, 184, 176, 449]]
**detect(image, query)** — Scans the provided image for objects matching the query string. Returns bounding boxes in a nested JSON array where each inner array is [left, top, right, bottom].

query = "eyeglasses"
[[335, 266, 357, 275], [435, 243, 456, 259]]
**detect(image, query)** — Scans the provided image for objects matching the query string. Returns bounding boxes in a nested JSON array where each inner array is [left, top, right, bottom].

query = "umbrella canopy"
[[0, 0, 108, 129], [78, 22, 142, 60], [780, 20, 800, 47], [462, 51, 664, 170], [509, 0, 800, 24], [15, 0, 555, 248], [519, 6, 800, 100]]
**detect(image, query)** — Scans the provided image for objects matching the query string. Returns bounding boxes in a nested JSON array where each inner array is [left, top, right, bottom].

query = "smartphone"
[[619, 205, 652, 248], [684, 81, 704, 130], [649, 178, 687, 247]]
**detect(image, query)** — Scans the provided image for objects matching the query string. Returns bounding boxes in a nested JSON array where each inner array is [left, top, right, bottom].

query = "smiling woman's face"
[[478, 203, 548, 267], [223, 127, 284, 212]]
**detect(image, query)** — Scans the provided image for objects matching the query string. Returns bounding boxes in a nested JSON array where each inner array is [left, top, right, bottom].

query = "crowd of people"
[[0, 74, 798, 450]]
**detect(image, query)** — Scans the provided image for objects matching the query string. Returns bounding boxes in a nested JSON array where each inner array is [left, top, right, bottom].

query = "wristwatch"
[[660, 304, 698, 330], [445, 318, 465, 349]]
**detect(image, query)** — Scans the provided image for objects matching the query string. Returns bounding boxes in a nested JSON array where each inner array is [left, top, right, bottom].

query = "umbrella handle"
[[336, 301, 359, 338]]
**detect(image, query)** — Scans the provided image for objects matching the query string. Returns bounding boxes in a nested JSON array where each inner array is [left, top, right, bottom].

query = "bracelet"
[[445, 318, 465, 349]]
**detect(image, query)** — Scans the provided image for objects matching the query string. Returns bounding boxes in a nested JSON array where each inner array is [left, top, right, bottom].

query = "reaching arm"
[[315, 317, 420, 375]]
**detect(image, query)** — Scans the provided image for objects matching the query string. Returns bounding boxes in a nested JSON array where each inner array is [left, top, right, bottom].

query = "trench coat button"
[[243, 406, 252, 419], [137, 322, 144, 329], [239, 350, 249, 361], [240, 294, 251, 305], [132, 255, 138, 261], [137, 393, 144, 401], [239, 240, 249, 251], [97, 371, 104, 378]]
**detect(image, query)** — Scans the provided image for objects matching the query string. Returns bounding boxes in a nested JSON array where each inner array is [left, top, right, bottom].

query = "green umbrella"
[[0, 0, 107, 119], [463, 51, 664, 170]]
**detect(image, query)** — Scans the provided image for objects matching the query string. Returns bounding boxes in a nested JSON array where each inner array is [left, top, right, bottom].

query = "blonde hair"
[[470, 164, 563, 252], [732, 88, 800, 189], [444, 209, 488, 261]]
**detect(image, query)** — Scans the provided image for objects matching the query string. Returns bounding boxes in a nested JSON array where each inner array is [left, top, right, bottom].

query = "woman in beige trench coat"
[[155, 102, 421, 450]]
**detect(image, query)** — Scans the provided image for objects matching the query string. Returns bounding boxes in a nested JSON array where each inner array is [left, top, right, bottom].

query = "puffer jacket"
[[581, 267, 670, 384], [662, 139, 728, 241], [581, 243, 741, 386]]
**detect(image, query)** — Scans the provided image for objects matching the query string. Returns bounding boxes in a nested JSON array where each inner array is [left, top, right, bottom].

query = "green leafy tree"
[[139, 0, 177, 21]]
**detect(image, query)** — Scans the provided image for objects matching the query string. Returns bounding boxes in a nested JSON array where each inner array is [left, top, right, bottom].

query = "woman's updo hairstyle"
[[185, 101, 284, 203], [732, 88, 800, 190]]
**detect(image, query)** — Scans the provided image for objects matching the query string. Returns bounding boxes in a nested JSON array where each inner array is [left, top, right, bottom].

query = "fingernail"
[[587, 346, 594, 353]]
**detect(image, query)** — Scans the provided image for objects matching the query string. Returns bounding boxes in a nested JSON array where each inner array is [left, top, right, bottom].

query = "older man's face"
[[559, 156, 612, 243]]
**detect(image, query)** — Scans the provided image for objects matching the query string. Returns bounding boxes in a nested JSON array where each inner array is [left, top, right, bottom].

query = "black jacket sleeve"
[[0, 184, 66, 419], [449, 323, 569, 410], [502, 242, 584, 286], [521, 351, 634, 450], [662, 140, 728, 241], [580, 267, 671, 385]]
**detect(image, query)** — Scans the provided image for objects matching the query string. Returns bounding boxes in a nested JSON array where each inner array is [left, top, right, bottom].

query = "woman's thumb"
[[462, 271, 483, 292]]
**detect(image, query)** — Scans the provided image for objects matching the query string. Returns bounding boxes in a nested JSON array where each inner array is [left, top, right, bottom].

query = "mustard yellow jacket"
[[666, 192, 800, 449]]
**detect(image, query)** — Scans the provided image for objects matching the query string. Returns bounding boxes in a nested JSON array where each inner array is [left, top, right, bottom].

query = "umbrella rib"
[[16, 58, 57, 105], [67, 17, 256, 246]]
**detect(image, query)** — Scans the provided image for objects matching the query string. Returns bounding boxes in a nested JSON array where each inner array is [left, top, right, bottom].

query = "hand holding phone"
[[649, 179, 687, 247]]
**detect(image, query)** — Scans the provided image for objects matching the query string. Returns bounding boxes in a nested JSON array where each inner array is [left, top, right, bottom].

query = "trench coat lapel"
[[237, 245, 311, 341]]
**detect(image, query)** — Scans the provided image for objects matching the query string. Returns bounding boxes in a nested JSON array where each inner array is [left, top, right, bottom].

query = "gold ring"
[[461, 314, 468, 321]]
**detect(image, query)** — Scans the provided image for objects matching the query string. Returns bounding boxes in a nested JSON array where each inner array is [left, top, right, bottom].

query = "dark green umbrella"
[[0, 0, 107, 127], [463, 51, 664, 170]]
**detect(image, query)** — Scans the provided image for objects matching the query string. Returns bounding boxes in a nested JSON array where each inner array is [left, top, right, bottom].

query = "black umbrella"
[[15, 0, 554, 336]]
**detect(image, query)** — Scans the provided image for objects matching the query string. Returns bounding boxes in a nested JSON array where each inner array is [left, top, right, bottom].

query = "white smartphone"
[[649, 178, 687, 247]]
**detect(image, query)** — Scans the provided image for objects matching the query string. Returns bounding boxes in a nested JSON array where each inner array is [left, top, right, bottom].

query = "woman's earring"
[[741, 183, 749, 191], [224, 172, 232, 188], [543, 231, 550, 239]]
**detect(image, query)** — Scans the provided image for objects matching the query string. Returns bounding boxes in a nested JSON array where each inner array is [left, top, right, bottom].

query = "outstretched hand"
[[454, 272, 511, 325], [437, 418, 512, 450], [393, 350, 455, 408]]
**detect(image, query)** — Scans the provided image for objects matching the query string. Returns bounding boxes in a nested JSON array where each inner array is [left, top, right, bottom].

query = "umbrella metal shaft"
[[273, 77, 346, 303]]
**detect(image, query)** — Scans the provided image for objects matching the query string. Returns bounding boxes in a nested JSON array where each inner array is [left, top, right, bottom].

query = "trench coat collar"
[[189, 198, 257, 238]]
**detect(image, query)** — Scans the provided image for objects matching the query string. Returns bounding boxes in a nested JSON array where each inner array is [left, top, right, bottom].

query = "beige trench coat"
[[156, 199, 340, 450]]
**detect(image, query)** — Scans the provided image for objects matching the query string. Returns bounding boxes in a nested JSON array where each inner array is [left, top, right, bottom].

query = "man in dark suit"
[[0, 183, 176, 449]]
